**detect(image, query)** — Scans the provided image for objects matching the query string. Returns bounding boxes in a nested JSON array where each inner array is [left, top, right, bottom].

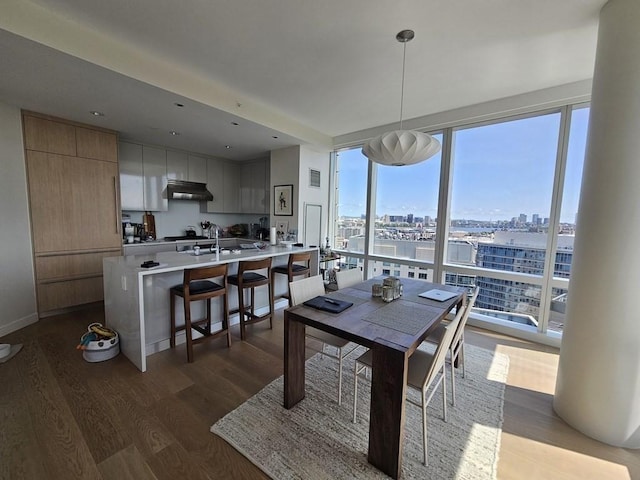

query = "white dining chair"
[[289, 275, 353, 405], [352, 306, 464, 466], [424, 286, 479, 406], [335, 268, 363, 289]]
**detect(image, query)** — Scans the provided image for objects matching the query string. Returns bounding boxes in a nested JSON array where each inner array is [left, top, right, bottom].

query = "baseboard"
[[0, 312, 39, 338], [145, 297, 289, 355]]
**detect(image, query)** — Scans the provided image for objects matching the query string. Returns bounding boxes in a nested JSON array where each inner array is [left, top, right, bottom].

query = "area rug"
[[211, 343, 509, 479]]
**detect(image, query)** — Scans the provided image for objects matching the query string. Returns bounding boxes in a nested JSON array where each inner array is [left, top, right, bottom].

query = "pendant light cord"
[[399, 40, 407, 131]]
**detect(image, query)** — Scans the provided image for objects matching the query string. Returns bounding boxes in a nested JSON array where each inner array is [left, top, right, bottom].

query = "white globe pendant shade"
[[362, 129, 441, 166]]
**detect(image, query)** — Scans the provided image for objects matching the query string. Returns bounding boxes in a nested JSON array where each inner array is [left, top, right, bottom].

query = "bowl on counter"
[[280, 240, 295, 249]]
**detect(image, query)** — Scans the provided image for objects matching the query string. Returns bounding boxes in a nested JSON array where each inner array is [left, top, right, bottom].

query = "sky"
[[336, 107, 589, 224]]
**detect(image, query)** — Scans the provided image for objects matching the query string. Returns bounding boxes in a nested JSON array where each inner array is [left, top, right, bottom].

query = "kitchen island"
[[103, 243, 319, 372]]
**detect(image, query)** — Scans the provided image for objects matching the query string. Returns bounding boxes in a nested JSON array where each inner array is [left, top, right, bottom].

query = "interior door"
[[304, 203, 322, 247]]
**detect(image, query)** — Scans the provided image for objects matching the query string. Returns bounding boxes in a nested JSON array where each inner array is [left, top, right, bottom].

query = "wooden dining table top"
[[286, 276, 466, 355]]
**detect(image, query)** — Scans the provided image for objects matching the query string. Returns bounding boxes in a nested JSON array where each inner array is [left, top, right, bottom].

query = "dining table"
[[283, 276, 466, 479]]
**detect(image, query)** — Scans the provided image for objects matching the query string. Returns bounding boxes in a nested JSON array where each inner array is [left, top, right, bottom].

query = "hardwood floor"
[[1, 305, 638, 480]]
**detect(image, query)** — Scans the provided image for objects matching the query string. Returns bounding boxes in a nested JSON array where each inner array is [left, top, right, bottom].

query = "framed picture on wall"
[[274, 184, 293, 216]]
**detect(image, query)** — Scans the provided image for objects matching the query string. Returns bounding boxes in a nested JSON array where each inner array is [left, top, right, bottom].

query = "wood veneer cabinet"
[[22, 112, 122, 316]]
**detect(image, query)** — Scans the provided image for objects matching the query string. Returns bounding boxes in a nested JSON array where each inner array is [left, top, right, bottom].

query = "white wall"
[[270, 145, 331, 245], [297, 145, 330, 245], [270, 146, 301, 234], [0, 102, 38, 336]]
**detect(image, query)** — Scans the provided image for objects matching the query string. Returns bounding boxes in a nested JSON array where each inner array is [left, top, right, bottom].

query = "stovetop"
[[164, 235, 209, 241]]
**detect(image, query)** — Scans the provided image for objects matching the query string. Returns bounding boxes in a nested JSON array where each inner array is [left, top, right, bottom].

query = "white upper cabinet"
[[121, 142, 269, 214], [119, 142, 144, 211], [240, 159, 269, 214], [142, 145, 168, 211], [203, 157, 225, 212], [188, 154, 207, 182], [166, 150, 188, 180], [223, 162, 241, 213], [118, 141, 168, 212]]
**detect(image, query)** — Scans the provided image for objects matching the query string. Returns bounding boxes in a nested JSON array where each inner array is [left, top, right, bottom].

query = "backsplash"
[[124, 201, 268, 239]]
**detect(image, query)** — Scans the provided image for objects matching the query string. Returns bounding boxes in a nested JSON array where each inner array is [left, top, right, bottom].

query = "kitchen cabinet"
[[35, 251, 119, 311], [187, 154, 207, 182], [202, 159, 240, 213], [119, 142, 144, 210], [142, 145, 168, 211], [26, 151, 121, 252], [204, 157, 225, 212], [166, 149, 188, 181], [76, 127, 118, 162], [223, 162, 241, 212], [119, 142, 168, 212], [23, 111, 121, 316], [166, 150, 206, 182], [23, 114, 76, 156], [240, 158, 269, 214], [203, 158, 269, 214]]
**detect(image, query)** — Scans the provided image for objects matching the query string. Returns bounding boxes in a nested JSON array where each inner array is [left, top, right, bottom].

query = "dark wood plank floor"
[[1, 304, 638, 480]]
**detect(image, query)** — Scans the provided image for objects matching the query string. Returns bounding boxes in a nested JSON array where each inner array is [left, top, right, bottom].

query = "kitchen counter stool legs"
[[169, 264, 231, 363], [272, 251, 312, 306], [228, 258, 274, 340]]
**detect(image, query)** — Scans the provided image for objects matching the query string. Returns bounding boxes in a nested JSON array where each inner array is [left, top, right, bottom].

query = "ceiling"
[[0, 0, 606, 161]]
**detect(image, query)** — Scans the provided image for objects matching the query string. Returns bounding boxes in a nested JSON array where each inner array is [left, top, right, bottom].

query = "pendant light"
[[362, 30, 441, 167]]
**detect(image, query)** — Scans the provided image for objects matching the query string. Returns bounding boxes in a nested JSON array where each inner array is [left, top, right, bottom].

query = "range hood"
[[165, 179, 213, 201]]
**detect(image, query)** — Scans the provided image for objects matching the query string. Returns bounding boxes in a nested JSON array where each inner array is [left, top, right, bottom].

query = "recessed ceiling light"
[[174, 102, 184, 108], [225, 145, 232, 149], [231, 122, 239, 126], [169, 131, 180, 136], [90, 111, 104, 116]]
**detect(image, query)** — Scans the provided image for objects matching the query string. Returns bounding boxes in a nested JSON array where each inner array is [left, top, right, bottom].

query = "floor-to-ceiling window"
[[548, 105, 589, 334], [331, 102, 589, 344], [447, 112, 561, 331], [333, 147, 369, 275], [371, 133, 443, 281]]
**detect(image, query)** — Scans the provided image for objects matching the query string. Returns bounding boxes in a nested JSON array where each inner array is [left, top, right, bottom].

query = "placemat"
[[362, 301, 433, 335]]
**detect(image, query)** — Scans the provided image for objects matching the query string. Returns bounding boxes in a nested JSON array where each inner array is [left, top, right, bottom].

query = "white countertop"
[[106, 244, 318, 276]]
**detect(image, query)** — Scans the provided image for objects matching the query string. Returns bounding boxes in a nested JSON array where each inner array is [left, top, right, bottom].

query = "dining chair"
[[352, 306, 464, 466], [334, 267, 363, 289], [424, 286, 479, 406], [289, 274, 353, 405]]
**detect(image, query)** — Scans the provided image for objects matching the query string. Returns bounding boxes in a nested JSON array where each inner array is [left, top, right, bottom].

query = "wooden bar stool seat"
[[228, 258, 274, 340], [272, 251, 312, 306], [169, 264, 231, 363]]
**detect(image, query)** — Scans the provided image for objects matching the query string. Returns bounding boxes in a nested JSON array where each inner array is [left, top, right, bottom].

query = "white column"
[[553, 0, 640, 448]]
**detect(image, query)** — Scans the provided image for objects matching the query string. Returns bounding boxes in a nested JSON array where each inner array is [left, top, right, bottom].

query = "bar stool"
[[169, 264, 231, 363], [228, 258, 274, 340], [272, 251, 312, 306]]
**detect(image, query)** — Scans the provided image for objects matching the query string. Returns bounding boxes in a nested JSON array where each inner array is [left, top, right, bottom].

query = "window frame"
[[330, 102, 590, 347]]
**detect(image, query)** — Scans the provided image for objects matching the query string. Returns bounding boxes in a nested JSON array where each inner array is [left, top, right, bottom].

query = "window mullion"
[[363, 159, 377, 279], [539, 105, 572, 333], [434, 127, 454, 283]]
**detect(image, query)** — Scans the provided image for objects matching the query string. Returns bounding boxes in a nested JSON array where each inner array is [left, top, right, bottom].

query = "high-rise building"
[[474, 232, 574, 322]]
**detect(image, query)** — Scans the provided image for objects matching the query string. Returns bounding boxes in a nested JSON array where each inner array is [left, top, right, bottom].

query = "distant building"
[[339, 229, 573, 332], [474, 232, 574, 321]]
